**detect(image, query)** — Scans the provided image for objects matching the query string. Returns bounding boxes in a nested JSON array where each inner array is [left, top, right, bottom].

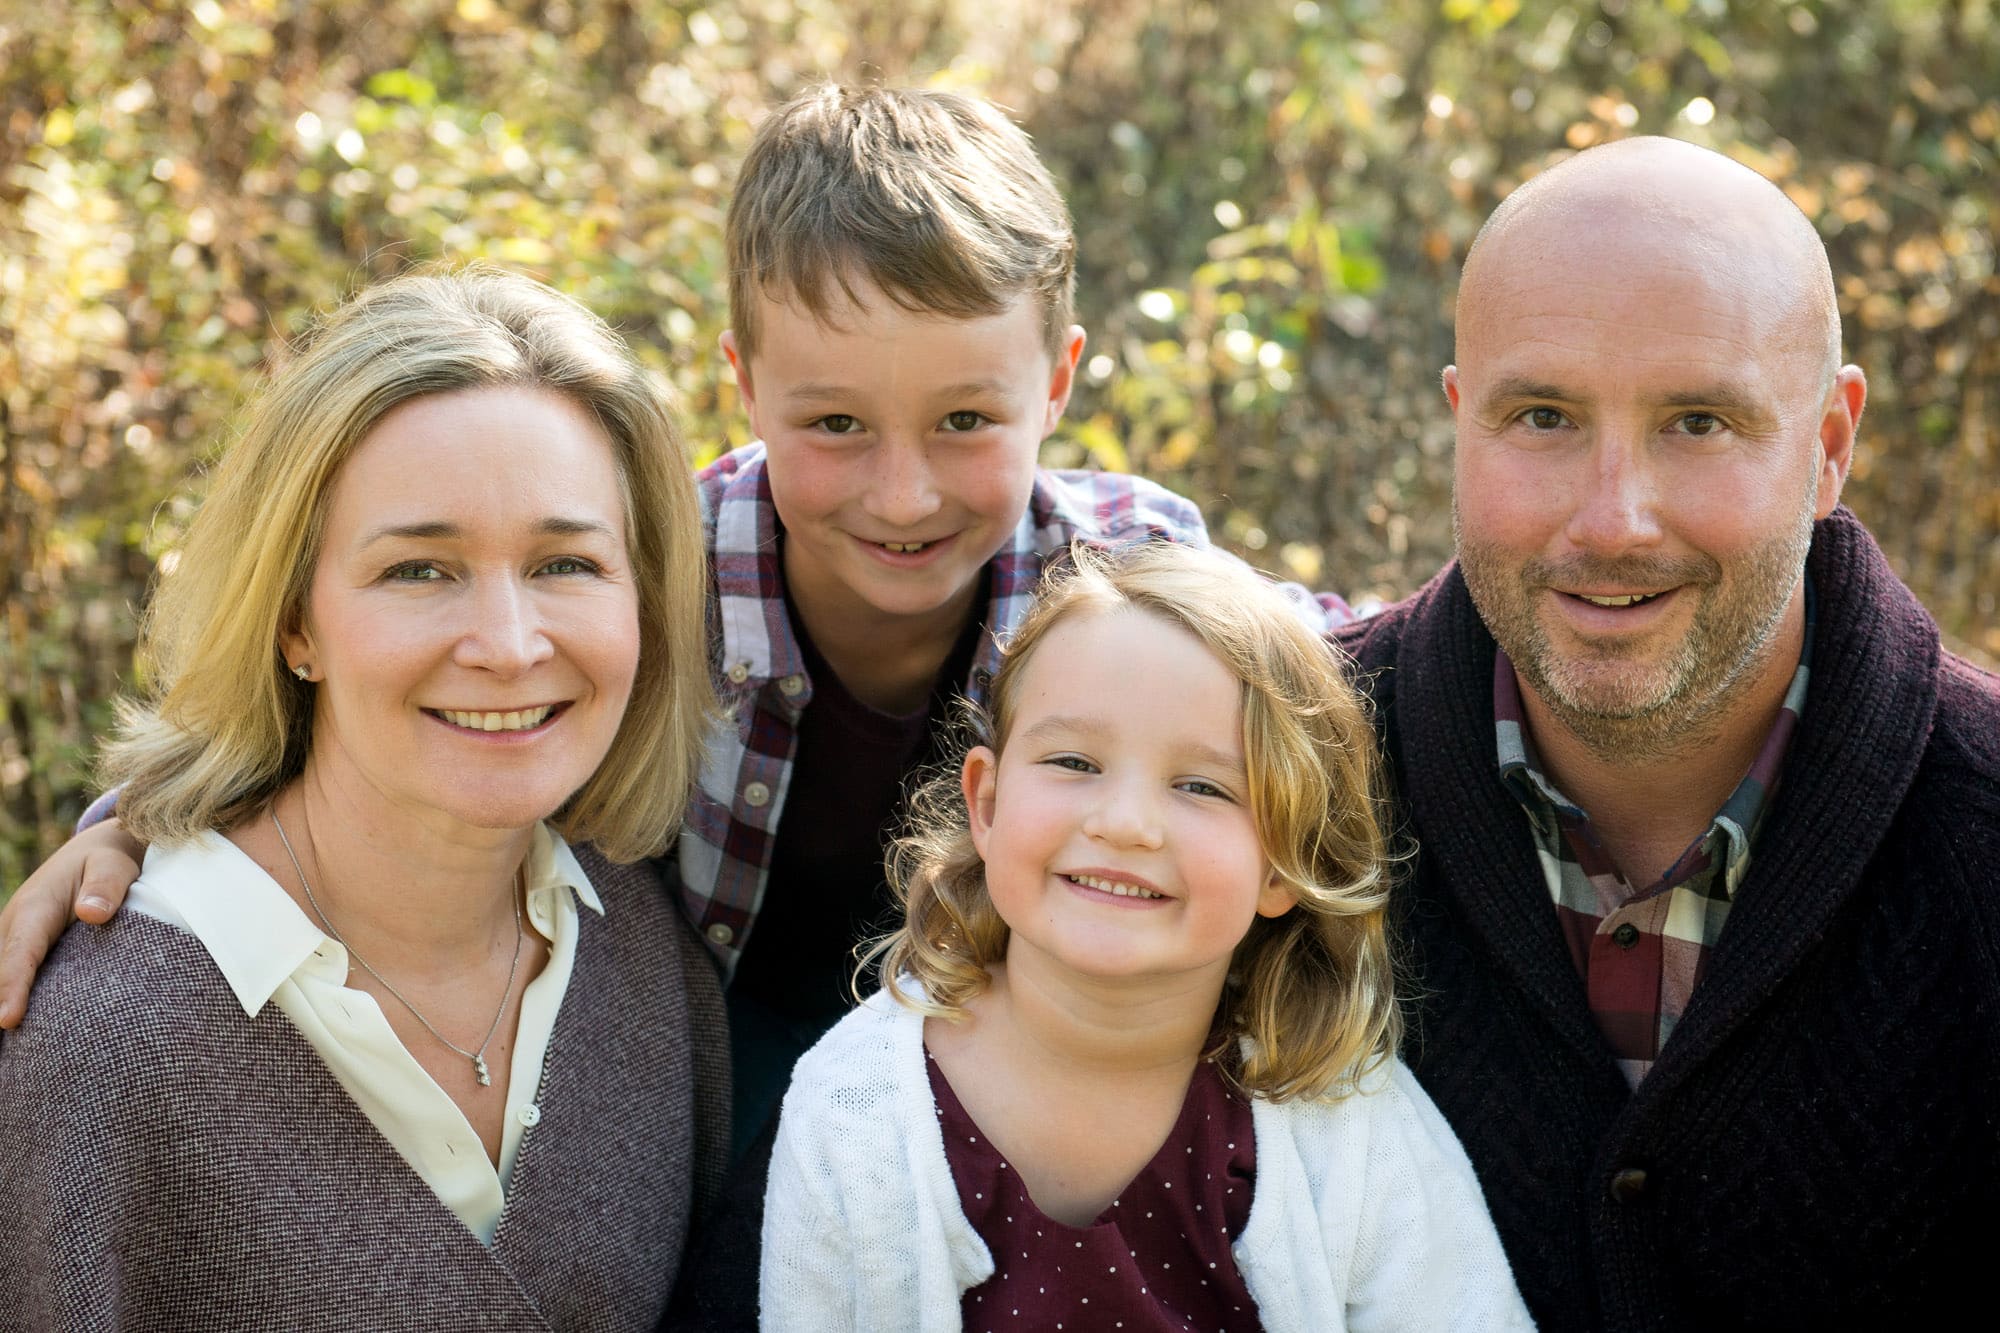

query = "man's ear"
[[1814, 365, 1867, 519], [1441, 365, 1462, 416], [1041, 325, 1088, 437], [721, 330, 760, 436], [963, 745, 1000, 860]]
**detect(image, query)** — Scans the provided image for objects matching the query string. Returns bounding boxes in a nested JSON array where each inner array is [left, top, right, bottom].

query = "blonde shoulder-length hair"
[[102, 265, 715, 862], [873, 540, 1402, 1102]]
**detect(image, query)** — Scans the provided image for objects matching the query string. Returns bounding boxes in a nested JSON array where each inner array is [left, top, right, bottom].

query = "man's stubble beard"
[[1453, 483, 1817, 766]]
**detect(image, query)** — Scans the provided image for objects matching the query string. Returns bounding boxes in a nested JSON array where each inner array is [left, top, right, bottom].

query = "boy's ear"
[[962, 745, 1000, 859], [720, 330, 760, 431], [1256, 870, 1298, 920], [1040, 325, 1087, 437]]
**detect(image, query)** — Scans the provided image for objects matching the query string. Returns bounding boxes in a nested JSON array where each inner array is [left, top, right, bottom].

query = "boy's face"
[[724, 281, 1085, 637]]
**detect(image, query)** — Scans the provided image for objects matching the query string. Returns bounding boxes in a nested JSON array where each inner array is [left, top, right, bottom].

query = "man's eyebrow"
[[1480, 376, 1573, 404], [358, 517, 617, 545], [1657, 386, 1768, 416]]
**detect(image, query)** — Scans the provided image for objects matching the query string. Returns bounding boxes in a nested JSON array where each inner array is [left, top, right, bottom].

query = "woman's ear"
[[278, 620, 316, 681], [962, 746, 999, 860]]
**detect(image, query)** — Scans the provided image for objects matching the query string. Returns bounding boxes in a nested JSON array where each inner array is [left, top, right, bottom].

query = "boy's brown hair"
[[725, 84, 1077, 361]]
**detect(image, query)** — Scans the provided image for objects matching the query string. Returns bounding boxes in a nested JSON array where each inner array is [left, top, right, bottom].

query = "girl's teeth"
[[440, 705, 554, 732], [1069, 874, 1163, 900], [882, 540, 929, 553]]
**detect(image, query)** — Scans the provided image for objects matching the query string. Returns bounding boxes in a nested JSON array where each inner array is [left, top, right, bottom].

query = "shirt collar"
[[1492, 577, 1817, 898], [141, 823, 602, 1018]]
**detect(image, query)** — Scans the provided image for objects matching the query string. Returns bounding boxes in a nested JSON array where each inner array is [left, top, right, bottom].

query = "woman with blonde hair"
[[0, 267, 725, 1331]]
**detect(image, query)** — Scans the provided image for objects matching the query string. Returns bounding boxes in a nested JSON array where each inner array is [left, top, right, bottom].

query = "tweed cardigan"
[[1333, 507, 2000, 1331], [0, 846, 730, 1333]]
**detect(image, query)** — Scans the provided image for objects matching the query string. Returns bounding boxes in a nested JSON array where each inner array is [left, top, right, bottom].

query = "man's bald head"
[[1459, 137, 1841, 391]]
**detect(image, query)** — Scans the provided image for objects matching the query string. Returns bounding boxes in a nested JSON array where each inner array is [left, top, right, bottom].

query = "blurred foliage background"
[[5, 0, 1997, 889]]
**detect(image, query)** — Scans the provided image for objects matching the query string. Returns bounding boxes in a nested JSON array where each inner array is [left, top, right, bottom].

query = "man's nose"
[[1564, 428, 1664, 555]]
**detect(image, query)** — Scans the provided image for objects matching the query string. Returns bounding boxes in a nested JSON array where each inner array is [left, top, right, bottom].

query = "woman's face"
[[282, 385, 640, 838]]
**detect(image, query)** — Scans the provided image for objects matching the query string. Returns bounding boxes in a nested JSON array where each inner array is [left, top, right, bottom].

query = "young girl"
[[759, 541, 1529, 1331]]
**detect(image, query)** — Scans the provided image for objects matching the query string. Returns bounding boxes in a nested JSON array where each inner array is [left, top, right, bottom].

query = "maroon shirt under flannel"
[[1494, 583, 1814, 1087], [927, 1049, 1262, 1333]]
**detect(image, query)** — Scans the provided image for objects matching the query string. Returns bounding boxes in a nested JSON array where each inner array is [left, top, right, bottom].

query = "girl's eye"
[[539, 556, 602, 577], [385, 561, 445, 582], [941, 410, 987, 432], [814, 414, 860, 434], [1177, 779, 1232, 800]]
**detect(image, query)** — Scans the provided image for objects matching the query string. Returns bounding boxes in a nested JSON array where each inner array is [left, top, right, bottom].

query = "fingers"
[[0, 887, 69, 1030], [74, 844, 141, 924]]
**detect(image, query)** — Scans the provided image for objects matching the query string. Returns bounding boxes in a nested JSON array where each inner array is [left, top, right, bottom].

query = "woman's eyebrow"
[[358, 516, 618, 545]]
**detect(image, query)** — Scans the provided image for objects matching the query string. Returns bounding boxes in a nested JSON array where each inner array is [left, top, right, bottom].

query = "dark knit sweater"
[[1332, 507, 2000, 1332], [0, 846, 730, 1333]]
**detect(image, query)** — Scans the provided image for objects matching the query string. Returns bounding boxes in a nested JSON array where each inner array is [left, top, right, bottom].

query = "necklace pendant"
[[473, 1053, 492, 1087]]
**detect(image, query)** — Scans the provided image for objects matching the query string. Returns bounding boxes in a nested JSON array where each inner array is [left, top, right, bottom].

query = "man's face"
[[1445, 221, 1858, 755], [723, 281, 1083, 639]]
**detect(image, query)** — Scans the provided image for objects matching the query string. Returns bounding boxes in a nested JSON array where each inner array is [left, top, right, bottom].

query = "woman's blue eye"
[[540, 556, 600, 577], [386, 561, 444, 582]]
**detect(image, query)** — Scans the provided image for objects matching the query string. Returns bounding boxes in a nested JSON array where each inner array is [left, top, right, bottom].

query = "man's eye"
[[815, 414, 860, 434], [1524, 407, 1567, 430], [941, 410, 987, 432], [1678, 412, 1721, 436]]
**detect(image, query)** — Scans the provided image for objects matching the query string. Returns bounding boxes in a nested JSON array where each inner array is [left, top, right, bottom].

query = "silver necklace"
[[271, 809, 524, 1088]]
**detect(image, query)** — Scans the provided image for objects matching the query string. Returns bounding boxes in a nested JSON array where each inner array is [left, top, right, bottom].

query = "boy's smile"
[[724, 281, 1084, 643]]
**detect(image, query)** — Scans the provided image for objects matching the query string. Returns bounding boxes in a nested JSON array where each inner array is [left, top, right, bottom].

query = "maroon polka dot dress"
[[926, 1048, 1263, 1332]]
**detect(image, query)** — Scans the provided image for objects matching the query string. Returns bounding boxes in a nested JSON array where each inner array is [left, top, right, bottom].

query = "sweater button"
[[1612, 922, 1640, 949], [1608, 1167, 1649, 1203], [706, 922, 735, 946]]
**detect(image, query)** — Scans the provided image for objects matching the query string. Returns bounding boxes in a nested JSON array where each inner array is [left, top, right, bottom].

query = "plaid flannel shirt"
[[1495, 585, 1814, 1087], [679, 442, 1354, 977]]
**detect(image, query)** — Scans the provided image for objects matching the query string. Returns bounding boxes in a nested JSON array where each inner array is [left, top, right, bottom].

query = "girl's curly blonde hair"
[[869, 540, 1401, 1102]]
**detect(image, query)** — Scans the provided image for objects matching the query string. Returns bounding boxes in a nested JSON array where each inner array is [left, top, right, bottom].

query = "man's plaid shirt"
[[1494, 586, 1813, 1087], [677, 442, 1354, 978]]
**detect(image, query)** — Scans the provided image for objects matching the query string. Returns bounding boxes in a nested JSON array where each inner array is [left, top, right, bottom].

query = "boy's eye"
[[814, 414, 860, 434], [941, 410, 987, 432], [1044, 754, 1097, 773]]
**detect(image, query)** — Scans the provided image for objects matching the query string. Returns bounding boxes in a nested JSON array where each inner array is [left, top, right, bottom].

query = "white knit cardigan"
[[759, 985, 1533, 1331]]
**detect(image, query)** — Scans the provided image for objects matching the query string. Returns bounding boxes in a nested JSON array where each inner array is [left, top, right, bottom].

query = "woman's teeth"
[[438, 705, 555, 732], [1577, 591, 1663, 608], [1067, 874, 1164, 900]]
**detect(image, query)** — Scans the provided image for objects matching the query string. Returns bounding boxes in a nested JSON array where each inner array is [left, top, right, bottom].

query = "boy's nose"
[[862, 440, 943, 528]]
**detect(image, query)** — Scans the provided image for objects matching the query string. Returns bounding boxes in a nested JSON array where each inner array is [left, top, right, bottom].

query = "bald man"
[[1333, 137, 2000, 1329]]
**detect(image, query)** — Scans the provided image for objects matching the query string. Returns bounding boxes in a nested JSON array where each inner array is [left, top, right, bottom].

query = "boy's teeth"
[[1069, 874, 1163, 900], [881, 540, 930, 553], [440, 705, 554, 732], [1578, 592, 1661, 608]]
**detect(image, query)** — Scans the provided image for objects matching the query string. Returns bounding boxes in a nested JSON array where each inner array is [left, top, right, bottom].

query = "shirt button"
[[778, 673, 806, 697], [706, 922, 735, 946], [726, 661, 751, 684], [743, 781, 771, 807], [1608, 1167, 1649, 1203], [518, 1103, 542, 1128], [1612, 922, 1640, 949]]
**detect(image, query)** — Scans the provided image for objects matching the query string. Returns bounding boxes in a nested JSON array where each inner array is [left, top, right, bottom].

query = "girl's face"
[[963, 605, 1296, 989]]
